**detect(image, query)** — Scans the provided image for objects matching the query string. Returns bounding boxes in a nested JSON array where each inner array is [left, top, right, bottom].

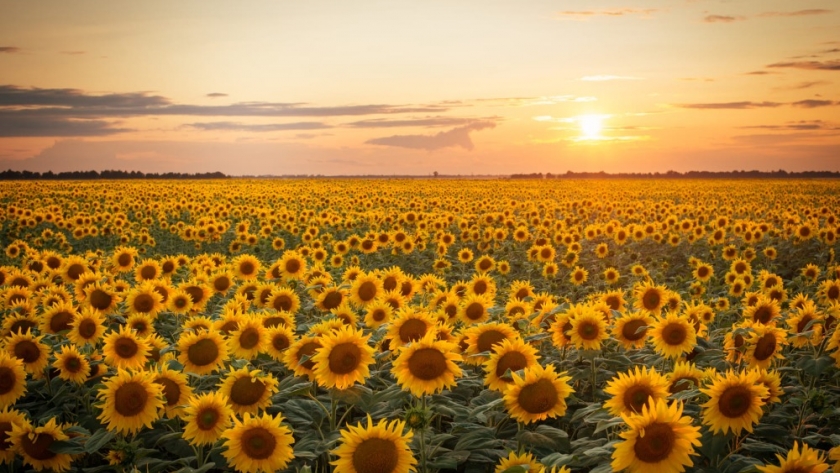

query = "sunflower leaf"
[[84, 429, 115, 453]]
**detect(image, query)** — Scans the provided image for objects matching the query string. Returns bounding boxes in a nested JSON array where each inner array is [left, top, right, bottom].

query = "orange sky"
[[0, 1, 838, 175]]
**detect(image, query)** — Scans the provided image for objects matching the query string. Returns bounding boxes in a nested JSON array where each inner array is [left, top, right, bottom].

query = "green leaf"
[[84, 429, 115, 453], [49, 440, 86, 454]]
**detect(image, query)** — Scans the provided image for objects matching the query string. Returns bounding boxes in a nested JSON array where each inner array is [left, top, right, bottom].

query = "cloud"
[[345, 116, 499, 128], [676, 101, 783, 109], [766, 60, 840, 71], [0, 85, 170, 108], [60, 51, 86, 55], [556, 8, 658, 19], [579, 75, 643, 81], [185, 121, 332, 132], [773, 81, 830, 90], [703, 15, 746, 23], [293, 133, 333, 140], [206, 92, 228, 98], [0, 117, 131, 137], [758, 9, 832, 17], [744, 70, 778, 75], [0, 47, 21, 54], [791, 99, 837, 108], [365, 121, 496, 151], [739, 120, 836, 131]]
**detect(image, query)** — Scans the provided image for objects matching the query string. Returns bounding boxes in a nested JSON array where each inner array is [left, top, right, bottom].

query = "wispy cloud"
[[739, 120, 837, 131], [744, 70, 779, 75], [556, 8, 658, 19], [206, 92, 228, 98], [703, 15, 746, 23], [345, 116, 499, 128], [792, 99, 837, 108], [60, 51, 86, 55], [766, 60, 840, 71], [773, 81, 830, 90], [579, 75, 643, 81], [0, 117, 131, 137], [676, 100, 838, 109], [0, 47, 21, 54], [365, 121, 496, 151], [185, 121, 332, 132], [758, 9, 833, 17]]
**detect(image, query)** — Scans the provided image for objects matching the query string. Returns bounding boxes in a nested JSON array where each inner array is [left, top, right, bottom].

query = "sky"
[[0, 0, 838, 175]]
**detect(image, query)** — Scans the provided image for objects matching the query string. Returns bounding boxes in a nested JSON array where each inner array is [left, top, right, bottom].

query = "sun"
[[579, 114, 605, 139]]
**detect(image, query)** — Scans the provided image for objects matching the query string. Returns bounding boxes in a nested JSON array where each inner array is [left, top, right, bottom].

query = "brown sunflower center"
[[444, 304, 457, 319], [495, 352, 527, 380], [623, 385, 653, 413], [240, 426, 276, 460], [89, 289, 113, 311], [188, 338, 220, 366], [633, 422, 675, 463], [752, 306, 773, 324], [114, 337, 139, 359], [66, 263, 85, 280], [796, 315, 814, 333], [662, 323, 687, 346], [78, 319, 98, 339], [184, 286, 205, 305], [357, 281, 378, 302], [383, 277, 398, 291], [321, 291, 343, 310], [669, 376, 697, 394], [518, 378, 559, 414], [328, 342, 362, 375], [272, 333, 290, 352], [578, 321, 600, 341], [214, 276, 231, 292], [753, 333, 777, 361], [134, 294, 156, 313], [239, 328, 260, 350], [140, 266, 157, 280], [479, 259, 493, 271], [162, 261, 175, 273], [298, 342, 321, 370], [273, 295, 293, 312], [464, 302, 485, 321], [50, 311, 74, 333], [155, 377, 181, 406], [408, 348, 447, 380], [477, 330, 506, 353], [718, 386, 752, 418], [64, 357, 82, 373], [115, 381, 149, 417], [605, 296, 621, 311], [828, 286, 840, 300], [0, 367, 17, 394], [622, 319, 647, 342], [230, 377, 266, 406], [642, 290, 661, 311], [515, 288, 530, 300], [285, 259, 301, 274], [117, 253, 132, 267], [398, 319, 427, 343], [239, 261, 256, 276], [352, 437, 398, 473], [13, 340, 41, 364], [372, 309, 387, 322], [197, 407, 219, 430], [9, 320, 36, 335], [697, 266, 709, 278], [173, 296, 189, 309], [473, 280, 488, 295], [20, 431, 57, 460]]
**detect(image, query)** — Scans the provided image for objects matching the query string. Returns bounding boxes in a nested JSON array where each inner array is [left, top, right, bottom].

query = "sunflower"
[[0, 407, 26, 464], [612, 312, 654, 350], [569, 307, 609, 351], [266, 286, 301, 314], [39, 300, 77, 334], [349, 273, 384, 308], [756, 441, 829, 473], [83, 282, 120, 314], [667, 360, 707, 394], [97, 369, 164, 434], [103, 325, 151, 370], [570, 266, 588, 286], [284, 336, 322, 379], [634, 282, 667, 315], [265, 325, 295, 362], [604, 267, 621, 285], [167, 288, 194, 314], [316, 286, 348, 312], [503, 363, 574, 425], [10, 417, 72, 472], [276, 250, 307, 281], [312, 325, 375, 390], [604, 366, 670, 416], [392, 331, 462, 396], [386, 308, 436, 349], [462, 322, 519, 365], [182, 391, 233, 446], [786, 302, 824, 348], [364, 300, 394, 329], [232, 254, 261, 280], [180, 281, 212, 311], [219, 367, 279, 416], [1, 311, 38, 339], [227, 316, 267, 361], [601, 289, 627, 312], [744, 296, 781, 325], [134, 259, 162, 283], [700, 369, 768, 435], [458, 293, 494, 325], [0, 353, 27, 406], [209, 270, 236, 295], [154, 365, 193, 419], [483, 337, 540, 392], [68, 307, 107, 346], [222, 411, 295, 473], [504, 299, 532, 324], [650, 312, 696, 359], [332, 416, 415, 473], [611, 399, 702, 473], [177, 330, 228, 375], [744, 324, 787, 370], [52, 344, 91, 384], [753, 368, 783, 404], [61, 254, 89, 281], [125, 282, 165, 317], [5, 330, 50, 376], [111, 246, 139, 273], [495, 451, 543, 473]]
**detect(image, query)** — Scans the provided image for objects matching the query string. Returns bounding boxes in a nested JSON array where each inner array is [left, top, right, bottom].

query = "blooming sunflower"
[[458, 293, 494, 325], [650, 312, 697, 359], [83, 282, 120, 314], [111, 246, 138, 273], [10, 417, 72, 472], [264, 325, 295, 361], [228, 316, 267, 361], [182, 391, 233, 446], [700, 369, 768, 435], [386, 308, 436, 349], [219, 367, 279, 416], [0, 407, 26, 464], [312, 326, 375, 390], [209, 270, 236, 295], [154, 365, 193, 419], [0, 353, 27, 406], [167, 288, 194, 314], [38, 300, 77, 334], [364, 300, 394, 329], [332, 416, 415, 473], [667, 360, 707, 394], [569, 307, 609, 351], [611, 399, 702, 473], [5, 329, 50, 376], [634, 282, 668, 315], [134, 259, 162, 283], [177, 329, 228, 375], [756, 441, 829, 473], [284, 336, 322, 379], [97, 369, 164, 434], [102, 325, 151, 371], [786, 302, 824, 348], [604, 366, 670, 416], [349, 273, 384, 308], [125, 281, 165, 318], [503, 363, 574, 424], [483, 337, 540, 392], [744, 297, 781, 325], [276, 250, 307, 281], [222, 412, 295, 473], [391, 331, 462, 397], [744, 324, 787, 370], [66, 307, 105, 347], [52, 344, 91, 384], [495, 451, 543, 473], [232, 254, 261, 280], [266, 286, 301, 314], [753, 368, 783, 404], [612, 312, 654, 350]]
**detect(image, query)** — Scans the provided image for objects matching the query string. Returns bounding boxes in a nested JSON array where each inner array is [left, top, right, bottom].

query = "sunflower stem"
[[419, 394, 428, 473], [194, 444, 204, 467], [590, 356, 598, 402]]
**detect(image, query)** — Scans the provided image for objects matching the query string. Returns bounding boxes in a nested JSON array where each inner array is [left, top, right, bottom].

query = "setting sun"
[[579, 115, 605, 140]]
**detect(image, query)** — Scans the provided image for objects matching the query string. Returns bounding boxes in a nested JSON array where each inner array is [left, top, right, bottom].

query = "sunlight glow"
[[579, 114, 605, 140]]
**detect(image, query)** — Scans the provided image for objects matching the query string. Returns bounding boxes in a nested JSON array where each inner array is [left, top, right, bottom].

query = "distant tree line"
[[0, 169, 228, 180], [510, 170, 840, 179]]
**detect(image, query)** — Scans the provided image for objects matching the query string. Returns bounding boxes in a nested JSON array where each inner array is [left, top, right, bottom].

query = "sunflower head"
[[222, 412, 295, 473], [503, 364, 574, 424], [331, 416, 416, 473], [700, 369, 769, 435]]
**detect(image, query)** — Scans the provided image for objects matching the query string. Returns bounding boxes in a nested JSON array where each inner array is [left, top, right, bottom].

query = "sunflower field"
[[1, 178, 840, 473]]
